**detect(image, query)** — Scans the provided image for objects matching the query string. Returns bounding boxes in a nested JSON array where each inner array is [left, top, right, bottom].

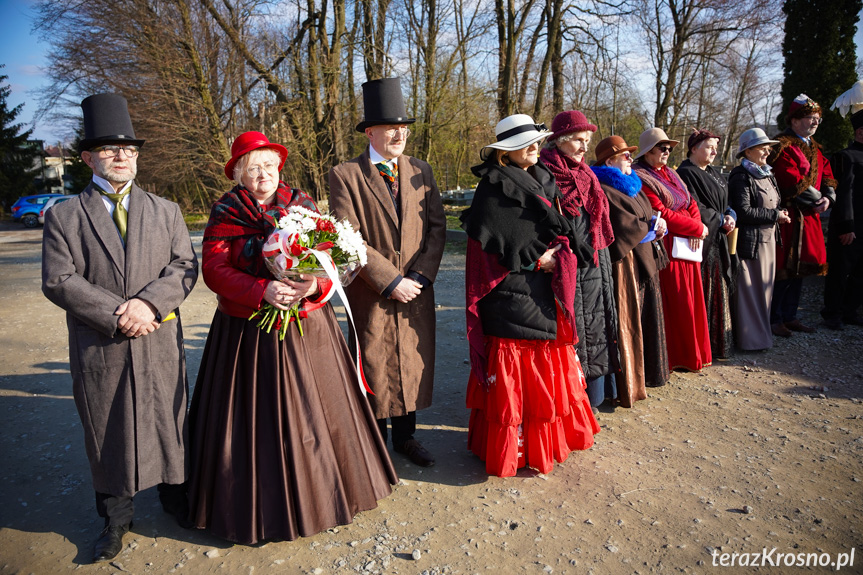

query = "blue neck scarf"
[[591, 166, 643, 197]]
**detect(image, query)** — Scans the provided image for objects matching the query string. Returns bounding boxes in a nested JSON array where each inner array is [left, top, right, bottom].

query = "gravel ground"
[[1, 221, 861, 574]]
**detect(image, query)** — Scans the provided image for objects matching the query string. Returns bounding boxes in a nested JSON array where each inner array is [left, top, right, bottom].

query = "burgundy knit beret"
[[686, 128, 720, 156], [548, 110, 597, 141]]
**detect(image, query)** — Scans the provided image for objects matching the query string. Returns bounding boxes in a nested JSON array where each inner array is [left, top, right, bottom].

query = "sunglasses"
[[656, 145, 673, 154]]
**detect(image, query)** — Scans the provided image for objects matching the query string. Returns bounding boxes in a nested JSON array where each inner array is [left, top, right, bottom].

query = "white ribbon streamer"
[[304, 247, 368, 396]]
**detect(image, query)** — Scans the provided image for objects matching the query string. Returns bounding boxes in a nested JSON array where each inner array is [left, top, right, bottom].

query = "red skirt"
[[466, 311, 600, 477]]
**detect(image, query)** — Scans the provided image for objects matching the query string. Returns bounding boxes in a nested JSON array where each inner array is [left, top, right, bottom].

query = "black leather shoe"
[[843, 315, 863, 326], [93, 523, 130, 563], [161, 495, 194, 529], [823, 317, 844, 330], [394, 439, 436, 467]]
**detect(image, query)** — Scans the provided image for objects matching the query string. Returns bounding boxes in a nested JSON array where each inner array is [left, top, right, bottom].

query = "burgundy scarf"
[[539, 146, 614, 260], [204, 182, 317, 277]]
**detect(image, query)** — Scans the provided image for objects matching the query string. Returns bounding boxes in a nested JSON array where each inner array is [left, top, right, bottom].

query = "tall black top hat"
[[355, 78, 416, 133], [78, 93, 145, 153]]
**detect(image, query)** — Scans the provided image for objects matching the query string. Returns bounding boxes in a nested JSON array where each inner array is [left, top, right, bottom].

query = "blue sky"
[[2, 1, 863, 146], [0, 0, 59, 143]]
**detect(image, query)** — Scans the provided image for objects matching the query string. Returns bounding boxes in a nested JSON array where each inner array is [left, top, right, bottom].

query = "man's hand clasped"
[[115, 298, 160, 338]]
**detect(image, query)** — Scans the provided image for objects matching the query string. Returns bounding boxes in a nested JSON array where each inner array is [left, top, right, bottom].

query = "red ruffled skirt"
[[466, 311, 600, 477]]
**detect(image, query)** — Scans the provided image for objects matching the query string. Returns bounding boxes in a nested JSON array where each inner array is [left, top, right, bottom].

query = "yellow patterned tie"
[[98, 187, 131, 241]]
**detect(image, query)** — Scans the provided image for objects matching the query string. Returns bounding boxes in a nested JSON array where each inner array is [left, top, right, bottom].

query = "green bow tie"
[[98, 186, 131, 242]]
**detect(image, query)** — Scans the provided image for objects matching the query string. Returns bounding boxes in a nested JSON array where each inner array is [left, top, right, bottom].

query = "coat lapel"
[[360, 148, 400, 227], [123, 184, 146, 289], [81, 184, 126, 276], [398, 155, 418, 235]]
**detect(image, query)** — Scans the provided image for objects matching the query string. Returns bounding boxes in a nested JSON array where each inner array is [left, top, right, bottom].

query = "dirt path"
[[1, 222, 861, 574]]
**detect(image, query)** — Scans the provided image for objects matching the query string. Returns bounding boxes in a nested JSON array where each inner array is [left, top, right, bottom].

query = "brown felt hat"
[[593, 135, 637, 166]]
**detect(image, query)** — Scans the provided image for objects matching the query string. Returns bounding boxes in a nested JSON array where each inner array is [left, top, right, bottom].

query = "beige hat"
[[633, 127, 679, 160]]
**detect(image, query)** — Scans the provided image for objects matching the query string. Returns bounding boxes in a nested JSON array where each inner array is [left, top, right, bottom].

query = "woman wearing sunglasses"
[[591, 135, 669, 405], [633, 128, 712, 373]]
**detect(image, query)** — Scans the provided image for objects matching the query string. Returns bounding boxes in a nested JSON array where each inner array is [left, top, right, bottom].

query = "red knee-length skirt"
[[466, 310, 600, 477]]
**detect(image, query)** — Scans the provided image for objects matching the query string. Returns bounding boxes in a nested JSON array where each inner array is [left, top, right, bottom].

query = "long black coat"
[[568, 209, 620, 381]]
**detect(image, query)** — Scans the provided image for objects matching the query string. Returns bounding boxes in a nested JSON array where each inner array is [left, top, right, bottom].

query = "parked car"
[[38, 195, 76, 225], [10, 194, 65, 228]]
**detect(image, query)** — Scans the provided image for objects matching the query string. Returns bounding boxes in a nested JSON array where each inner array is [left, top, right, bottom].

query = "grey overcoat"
[[328, 148, 446, 419], [42, 183, 198, 496]]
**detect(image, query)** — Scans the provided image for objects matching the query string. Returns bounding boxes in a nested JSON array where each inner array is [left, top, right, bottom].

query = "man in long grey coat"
[[329, 78, 446, 467], [41, 94, 198, 562]]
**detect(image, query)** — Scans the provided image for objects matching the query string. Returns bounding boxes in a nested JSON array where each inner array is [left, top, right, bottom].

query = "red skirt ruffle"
[[466, 311, 600, 477]]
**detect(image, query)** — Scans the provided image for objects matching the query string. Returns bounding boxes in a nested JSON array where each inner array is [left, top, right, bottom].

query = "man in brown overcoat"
[[41, 94, 198, 562], [329, 78, 446, 467]]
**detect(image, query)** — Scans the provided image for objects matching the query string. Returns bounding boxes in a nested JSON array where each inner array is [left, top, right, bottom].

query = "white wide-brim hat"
[[481, 114, 551, 159], [736, 128, 779, 158], [632, 127, 679, 160]]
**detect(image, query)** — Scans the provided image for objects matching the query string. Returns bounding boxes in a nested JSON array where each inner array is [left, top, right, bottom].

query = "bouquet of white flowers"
[[250, 206, 367, 339]]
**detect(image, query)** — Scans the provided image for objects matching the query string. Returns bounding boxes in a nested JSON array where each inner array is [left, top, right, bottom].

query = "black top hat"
[[78, 93, 146, 153], [355, 78, 416, 133]]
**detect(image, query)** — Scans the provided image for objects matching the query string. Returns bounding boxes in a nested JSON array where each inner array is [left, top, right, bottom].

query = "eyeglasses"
[[384, 126, 411, 140], [621, 152, 633, 160], [246, 160, 280, 177], [656, 145, 673, 154], [801, 116, 822, 125], [90, 145, 140, 158]]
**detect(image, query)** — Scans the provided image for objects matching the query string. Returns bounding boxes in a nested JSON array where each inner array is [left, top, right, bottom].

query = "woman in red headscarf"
[[187, 132, 396, 544]]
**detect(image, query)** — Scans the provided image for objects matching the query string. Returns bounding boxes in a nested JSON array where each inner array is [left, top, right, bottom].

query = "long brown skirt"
[[188, 304, 398, 544], [641, 273, 670, 387], [612, 253, 648, 407]]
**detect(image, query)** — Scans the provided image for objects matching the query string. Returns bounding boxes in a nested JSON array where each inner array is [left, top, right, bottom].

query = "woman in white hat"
[[461, 114, 598, 477], [632, 128, 712, 372], [728, 128, 791, 350]]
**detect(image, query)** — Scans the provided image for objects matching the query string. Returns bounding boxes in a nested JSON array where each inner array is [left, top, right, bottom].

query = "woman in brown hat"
[[677, 129, 739, 359], [461, 114, 598, 477], [591, 135, 670, 403], [187, 131, 396, 544], [633, 128, 712, 372], [539, 111, 620, 410]]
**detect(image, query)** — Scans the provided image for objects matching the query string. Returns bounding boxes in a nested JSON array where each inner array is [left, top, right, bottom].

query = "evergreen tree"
[[779, 0, 861, 153], [0, 68, 38, 208], [63, 120, 95, 193]]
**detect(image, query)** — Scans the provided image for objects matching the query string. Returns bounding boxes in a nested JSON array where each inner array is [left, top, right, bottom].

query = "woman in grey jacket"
[[728, 128, 791, 350]]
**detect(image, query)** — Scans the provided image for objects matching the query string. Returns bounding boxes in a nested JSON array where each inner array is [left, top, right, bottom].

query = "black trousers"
[[822, 234, 863, 321], [96, 483, 186, 526], [770, 278, 803, 324], [377, 412, 416, 448]]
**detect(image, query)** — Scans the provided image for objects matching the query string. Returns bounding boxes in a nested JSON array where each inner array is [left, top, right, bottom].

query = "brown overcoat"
[[42, 184, 198, 496], [328, 148, 446, 418]]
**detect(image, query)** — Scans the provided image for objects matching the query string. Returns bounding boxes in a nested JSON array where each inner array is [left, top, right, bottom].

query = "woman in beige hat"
[[632, 128, 712, 372], [461, 114, 599, 476], [591, 135, 670, 403], [728, 128, 790, 350]]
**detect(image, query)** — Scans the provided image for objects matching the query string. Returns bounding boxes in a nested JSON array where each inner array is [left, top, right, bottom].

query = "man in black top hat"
[[41, 93, 198, 562], [329, 78, 446, 467], [822, 108, 863, 328]]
